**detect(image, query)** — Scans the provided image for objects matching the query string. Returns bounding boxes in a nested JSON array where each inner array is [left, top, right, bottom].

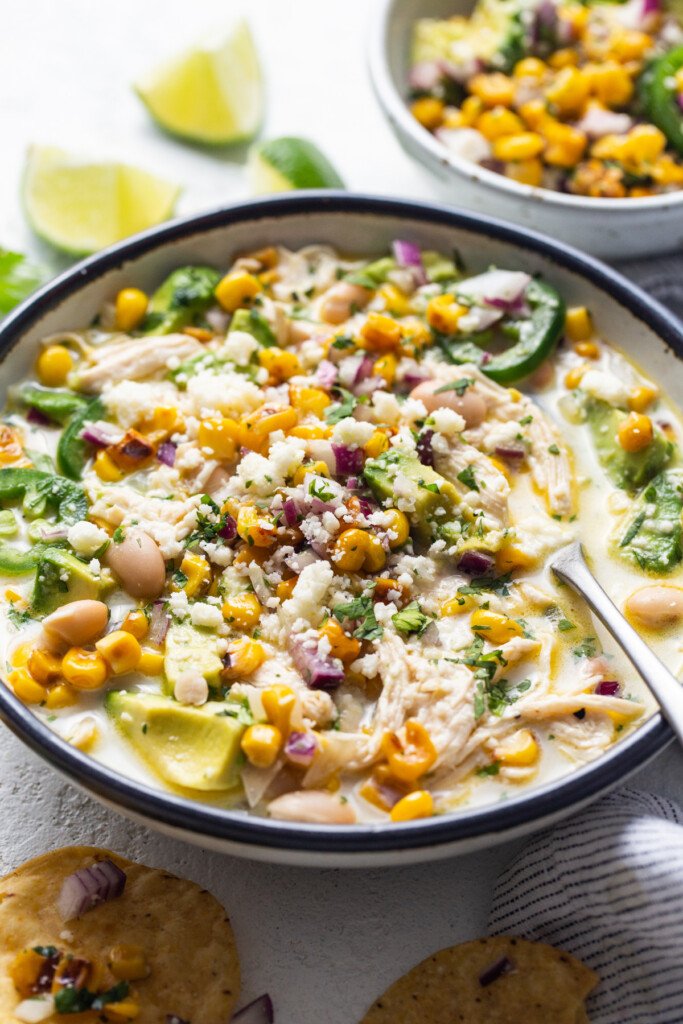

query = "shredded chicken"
[[76, 333, 203, 391]]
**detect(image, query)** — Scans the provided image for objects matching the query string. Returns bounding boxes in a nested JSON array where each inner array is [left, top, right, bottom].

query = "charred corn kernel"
[[495, 729, 539, 766], [241, 723, 282, 768], [11, 641, 32, 668], [183, 325, 213, 342], [61, 648, 109, 690], [5, 588, 23, 604], [288, 386, 330, 419], [565, 306, 592, 341], [360, 312, 402, 353], [257, 348, 302, 381], [236, 505, 277, 548], [628, 385, 658, 412], [222, 592, 262, 629], [115, 287, 148, 331], [198, 417, 239, 459], [37, 345, 74, 387], [400, 318, 433, 351], [374, 577, 410, 603], [545, 66, 590, 115], [589, 61, 634, 107], [518, 99, 553, 130], [610, 29, 653, 62], [276, 577, 298, 601], [381, 720, 437, 782], [619, 124, 666, 164], [359, 765, 409, 812], [618, 412, 653, 452], [10, 948, 46, 998], [379, 283, 411, 317], [513, 57, 547, 78], [630, 186, 657, 198], [652, 155, 683, 186], [384, 508, 410, 549], [475, 106, 525, 141], [320, 618, 361, 665], [548, 47, 579, 69], [293, 460, 329, 485], [410, 96, 445, 130], [139, 406, 181, 442], [95, 630, 141, 675], [109, 945, 148, 982], [426, 293, 466, 334], [493, 131, 545, 161], [543, 122, 587, 167], [94, 449, 124, 482], [222, 638, 265, 680], [106, 999, 139, 1020], [506, 157, 543, 186], [471, 609, 524, 644], [121, 610, 148, 640], [390, 789, 434, 822], [373, 352, 398, 385], [8, 668, 47, 703], [363, 533, 387, 572], [178, 550, 213, 596], [365, 431, 390, 459], [441, 594, 477, 615], [590, 133, 623, 161], [288, 424, 332, 440], [461, 95, 484, 125], [45, 683, 77, 709], [442, 107, 466, 128], [469, 72, 515, 108], [137, 648, 164, 676], [575, 340, 599, 359], [564, 364, 589, 389], [27, 647, 62, 685], [333, 528, 371, 572], [215, 270, 262, 312], [262, 683, 296, 733], [496, 545, 536, 573]]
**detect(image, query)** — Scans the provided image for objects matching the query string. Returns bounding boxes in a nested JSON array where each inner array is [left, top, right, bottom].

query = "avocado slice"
[[230, 307, 276, 348], [586, 399, 673, 492], [617, 470, 683, 574], [31, 549, 102, 615], [105, 692, 245, 791], [163, 621, 223, 696], [143, 265, 221, 335]]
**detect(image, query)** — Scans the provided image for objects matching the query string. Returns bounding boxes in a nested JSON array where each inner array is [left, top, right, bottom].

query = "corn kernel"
[[61, 648, 109, 690], [410, 96, 445, 130], [222, 638, 265, 679], [628, 385, 658, 413], [320, 618, 361, 665], [237, 505, 278, 548], [69, 716, 99, 751], [289, 385, 332, 419], [8, 668, 48, 704], [589, 61, 634, 107], [441, 594, 477, 615], [381, 720, 437, 782], [45, 683, 77, 709], [105, 999, 139, 1020], [333, 528, 370, 572], [95, 630, 141, 675], [94, 449, 124, 482], [494, 131, 545, 161], [565, 306, 592, 341], [505, 158, 543, 187], [363, 533, 387, 572], [109, 945, 149, 982], [27, 647, 62, 685], [365, 431, 390, 459], [543, 122, 587, 167], [609, 29, 653, 62], [618, 412, 653, 452], [257, 348, 303, 382], [461, 95, 484, 125], [36, 345, 74, 387], [652, 155, 683, 186], [222, 592, 262, 629], [276, 577, 297, 601], [288, 424, 332, 440], [11, 642, 32, 668], [372, 353, 398, 385], [442, 107, 466, 129], [495, 545, 536, 573], [262, 683, 296, 733], [469, 72, 515, 108], [384, 508, 410, 549], [293, 460, 330, 486], [575, 340, 599, 359], [241, 723, 282, 767], [215, 270, 262, 312], [513, 57, 547, 79], [475, 106, 525, 141], [137, 648, 164, 676], [359, 764, 410, 812], [379, 283, 411, 317], [545, 67, 590, 115], [10, 949, 46, 998], [183, 325, 213, 343], [518, 99, 553, 130], [564, 365, 588, 389], [494, 728, 539, 766], [359, 312, 402, 353], [426, 294, 467, 334], [198, 417, 239, 459], [618, 124, 666, 165], [121, 610, 149, 640], [390, 789, 434, 822], [470, 609, 524, 644], [115, 287, 148, 331], [176, 550, 213, 596], [548, 47, 579, 69]]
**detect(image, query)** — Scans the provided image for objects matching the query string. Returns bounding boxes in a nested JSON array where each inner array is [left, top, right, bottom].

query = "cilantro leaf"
[[434, 378, 474, 397], [573, 637, 597, 659], [457, 466, 479, 492], [458, 572, 512, 597], [334, 596, 383, 641], [0, 247, 45, 315], [392, 601, 433, 638], [475, 762, 501, 777], [324, 387, 358, 425]]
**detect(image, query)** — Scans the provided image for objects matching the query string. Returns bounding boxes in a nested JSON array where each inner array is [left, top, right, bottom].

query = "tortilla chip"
[[0, 845, 239, 1023], [359, 935, 598, 1024]]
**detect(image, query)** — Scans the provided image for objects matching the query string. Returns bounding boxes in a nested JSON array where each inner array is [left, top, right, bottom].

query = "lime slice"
[[247, 137, 344, 194], [134, 20, 263, 145], [23, 146, 181, 256]]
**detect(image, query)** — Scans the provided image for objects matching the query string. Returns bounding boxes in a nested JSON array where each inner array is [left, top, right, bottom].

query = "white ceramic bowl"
[[369, 0, 683, 259], [0, 193, 679, 866]]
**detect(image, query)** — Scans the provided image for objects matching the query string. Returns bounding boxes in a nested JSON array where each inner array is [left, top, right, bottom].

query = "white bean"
[[174, 670, 209, 706], [626, 586, 683, 628], [42, 600, 109, 647], [409, 379, 487, 428], [268, 790, 357, 824], [105, 530, 166, 600], [319, 282, 371, 325]]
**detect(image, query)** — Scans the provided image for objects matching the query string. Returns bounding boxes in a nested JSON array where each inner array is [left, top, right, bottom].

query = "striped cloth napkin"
[[488, 788, 683, 1023]]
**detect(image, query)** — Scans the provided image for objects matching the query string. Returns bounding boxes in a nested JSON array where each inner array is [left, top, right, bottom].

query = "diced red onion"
[[480, 351, 492, 365], [440, 55, 483, 83], [166, 1017, 190, 1024], [354, 375, 387, 397], [27, 407, 53, 427], [147, 601, 170, 645], [392, 240, 427, 286], [332, 443, 364, 477], [284, 730, 318, 766], [315, 359, 337, 391], [678, 93, 683, 113], [642, 0, 660, 15], [219, 514, 237, 541], [409, 60, 442, 92], [402, 365, 432, 388], [283, 548, 319, 574], [457, 550, 495, 576], [457, 305, 503, 333], [55, 859, 126, 922], [35, 524, 70, 542], [457, 270, 531, 310], [283, 498, 300, 527], [479, 956, 514, 987], [230, 994, 274, 1024], [416, 430, 434, 468], [339, 354, 368, 389], [494, 441, 526, 460], [290, 637, 345, 690], [575, 106, 633, 139], [81, 420, 125, 447], [205, 308, 230, 334], [241, 758, 283, 808], [595, 680, 621, 697], [157, 441, 176, 467], [306, 440, 337, 476], [347, 476, 359, 489]]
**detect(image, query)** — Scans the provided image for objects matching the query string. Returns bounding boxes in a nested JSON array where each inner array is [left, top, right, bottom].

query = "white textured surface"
[[0, 2, 683, 1020]]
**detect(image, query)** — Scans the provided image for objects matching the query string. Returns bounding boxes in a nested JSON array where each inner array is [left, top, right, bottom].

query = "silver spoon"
[[550, 540, 683, 747]]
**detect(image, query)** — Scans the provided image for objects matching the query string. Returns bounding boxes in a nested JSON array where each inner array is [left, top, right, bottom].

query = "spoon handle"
[[551, 541, 683, 746]]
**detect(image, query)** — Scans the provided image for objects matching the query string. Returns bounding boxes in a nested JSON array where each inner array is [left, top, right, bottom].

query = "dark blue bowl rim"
[[0, 190, 677, 855]]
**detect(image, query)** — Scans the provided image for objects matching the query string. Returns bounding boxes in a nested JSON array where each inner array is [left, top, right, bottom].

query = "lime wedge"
[[23, 146, 181, 256], [247, 137, 344, 194], [134, 20, 263, 145]]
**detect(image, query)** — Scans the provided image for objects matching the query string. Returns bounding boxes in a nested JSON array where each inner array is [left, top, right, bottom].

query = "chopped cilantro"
[[331, 335, 355, 350], [476, 762, 501, 777], [548, 444, 560, 455], [458, 572, 512, 597], [519, 415, 533, 426], [573, 637, 597, 659], [324, 387, 358, 425], [309, 477, 336, 502], [333, 595, 383, 642], [457, 466, 479, 492], [418, 479, 440, 493], [7, 603, 33, 628], [32, 945, 57, 957], [112, 526, 125, 543], [217, 696, 254, 726], [557, 618, 576, 631], [187, 494, 233, 546], [172, 569, 188, 589], [434, 378, 474, 397], [392, 601, 433, 638], [55, 982, 129, 1014]]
